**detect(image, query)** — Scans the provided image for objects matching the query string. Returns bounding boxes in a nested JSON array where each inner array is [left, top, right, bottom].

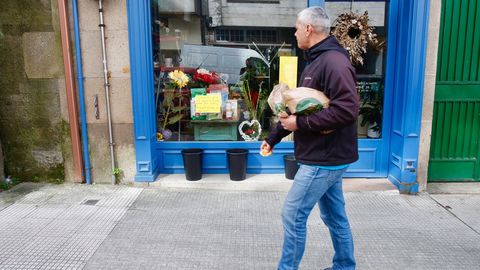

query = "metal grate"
[[82, 199, 100, 206]]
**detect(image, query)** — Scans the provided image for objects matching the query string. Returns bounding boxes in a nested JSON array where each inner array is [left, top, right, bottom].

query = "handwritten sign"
[[279, 56, 298, 89], [195, 94, 221, 113]]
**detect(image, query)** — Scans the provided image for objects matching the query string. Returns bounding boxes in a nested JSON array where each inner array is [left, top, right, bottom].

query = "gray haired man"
[[261, 6, 358, 270]]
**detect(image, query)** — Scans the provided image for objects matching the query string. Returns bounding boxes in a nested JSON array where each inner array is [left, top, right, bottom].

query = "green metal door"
[[428, 0, 480, 181]]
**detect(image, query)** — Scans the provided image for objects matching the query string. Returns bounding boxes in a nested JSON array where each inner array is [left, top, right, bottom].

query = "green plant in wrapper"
[[240, 80, 268, 122], [237, 81, 269, 141]]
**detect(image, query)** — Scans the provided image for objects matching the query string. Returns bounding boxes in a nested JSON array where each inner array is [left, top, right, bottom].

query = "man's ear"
[[305, 24, 313, 37]]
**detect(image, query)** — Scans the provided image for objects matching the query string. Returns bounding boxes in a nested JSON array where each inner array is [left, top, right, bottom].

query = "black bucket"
[[226, 148, 248, 181], [284, 155, 299, 180], [181, 148, 203, 181]]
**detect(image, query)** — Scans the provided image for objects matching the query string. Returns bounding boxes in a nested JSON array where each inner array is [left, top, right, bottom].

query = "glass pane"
[[157, 0, 196, 13], [151, 0, 304, 142], [151, 1, 388, 142], [326, 1, 389, 139]]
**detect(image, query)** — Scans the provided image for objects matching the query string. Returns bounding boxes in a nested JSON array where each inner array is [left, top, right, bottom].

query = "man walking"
[[260, 6, 358, 270]]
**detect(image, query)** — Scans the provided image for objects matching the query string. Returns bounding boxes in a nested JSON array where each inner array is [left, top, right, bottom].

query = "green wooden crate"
[[192, 120, 238, 141]]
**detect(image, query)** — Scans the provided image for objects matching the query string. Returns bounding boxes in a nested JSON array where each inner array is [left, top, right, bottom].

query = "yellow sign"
[[279, 56, 298, 89], [195, 94, 221, 113]]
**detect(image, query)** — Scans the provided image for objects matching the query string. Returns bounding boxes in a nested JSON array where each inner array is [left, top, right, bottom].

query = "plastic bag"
[[282, 87, 329, 115], [267, 83, 329, 116], [190, 88, 207, 120], [267, 83, 289, 117]]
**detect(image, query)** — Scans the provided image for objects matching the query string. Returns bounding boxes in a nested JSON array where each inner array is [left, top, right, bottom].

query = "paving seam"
[[428, 194, 480, 236]]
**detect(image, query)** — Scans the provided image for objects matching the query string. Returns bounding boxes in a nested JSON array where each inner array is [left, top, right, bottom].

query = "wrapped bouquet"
[[267, 83, 330, 117]]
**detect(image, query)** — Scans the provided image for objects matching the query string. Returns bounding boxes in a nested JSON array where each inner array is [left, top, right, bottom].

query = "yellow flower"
[[168, 70, 189, 88]]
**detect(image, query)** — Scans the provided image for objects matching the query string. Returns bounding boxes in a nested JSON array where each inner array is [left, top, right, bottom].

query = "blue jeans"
[[278, 165, 355, 270]]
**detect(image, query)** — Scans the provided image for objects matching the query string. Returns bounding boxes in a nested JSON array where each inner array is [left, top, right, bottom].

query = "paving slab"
[[0, 182, 46, 211], [85, 188, 480, 270], [427, 182, 480, 194], [430, 194, 480, 233], [0, 184, 142, 270]]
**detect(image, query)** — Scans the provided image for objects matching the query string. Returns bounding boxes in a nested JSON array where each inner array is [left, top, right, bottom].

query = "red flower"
[[244, 129, 254, 135], [193, 69, 220, 86]]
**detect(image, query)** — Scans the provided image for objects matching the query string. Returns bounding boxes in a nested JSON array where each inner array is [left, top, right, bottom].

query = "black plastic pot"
[[284, 154, 299, 180], [181, 148, 203, 181], [226, 148, 248, 181]]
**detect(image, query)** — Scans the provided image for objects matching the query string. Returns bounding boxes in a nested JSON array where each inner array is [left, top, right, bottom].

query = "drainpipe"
[[72, 0, 92, 184], [98, 0, 117, 185], [57, 0, 84, 183]]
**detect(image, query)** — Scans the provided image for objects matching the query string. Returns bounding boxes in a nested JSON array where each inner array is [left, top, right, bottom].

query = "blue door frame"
[[126, 0, 430, 194], [386, 0, 431, 194]]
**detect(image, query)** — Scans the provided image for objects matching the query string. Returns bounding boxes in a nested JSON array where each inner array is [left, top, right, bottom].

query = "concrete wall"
[[0, 0, 65, 182], [66, 0, 135, 184], [418, 0, 441, 191]]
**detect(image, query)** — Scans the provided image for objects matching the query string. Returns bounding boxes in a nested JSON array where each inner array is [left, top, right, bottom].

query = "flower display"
[[193, 68, 220, 87], [168, 70, 190, 88]]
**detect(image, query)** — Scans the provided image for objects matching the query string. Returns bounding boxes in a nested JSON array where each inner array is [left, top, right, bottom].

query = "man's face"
[[294, 20, 309, 50]]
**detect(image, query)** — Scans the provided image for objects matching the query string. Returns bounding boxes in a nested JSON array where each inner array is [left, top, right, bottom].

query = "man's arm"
[[297, 56, 358, 131], [264, 121, 292, 149]]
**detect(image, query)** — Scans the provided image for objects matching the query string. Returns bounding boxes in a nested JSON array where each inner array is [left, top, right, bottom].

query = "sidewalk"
[[0, 176, 479, 269], [151, 173, 398, 192]]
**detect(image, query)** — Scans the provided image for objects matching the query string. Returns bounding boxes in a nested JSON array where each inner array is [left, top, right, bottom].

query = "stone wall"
[[0, 138, 4, 182], [0, 0, 65, 182], [418, 0, 441, 191]]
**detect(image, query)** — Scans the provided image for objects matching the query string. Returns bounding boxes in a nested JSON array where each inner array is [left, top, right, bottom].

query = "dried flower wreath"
[[331, 11, 378, 65]]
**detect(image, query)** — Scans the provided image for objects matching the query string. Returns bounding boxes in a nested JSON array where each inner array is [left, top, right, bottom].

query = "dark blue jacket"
[[266, 35, 359, 166]]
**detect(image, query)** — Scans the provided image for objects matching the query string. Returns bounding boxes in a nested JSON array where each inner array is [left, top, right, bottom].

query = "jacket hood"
[[305, 35, 350, 62]]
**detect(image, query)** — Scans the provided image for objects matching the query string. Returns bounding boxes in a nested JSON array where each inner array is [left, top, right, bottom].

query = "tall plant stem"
[[162, 104, 171, 130], [245, 82, 256, 120]]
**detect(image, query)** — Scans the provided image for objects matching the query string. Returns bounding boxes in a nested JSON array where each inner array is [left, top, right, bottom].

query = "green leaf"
[[170, 106, 187, 113], [167, 114, 184, 125]]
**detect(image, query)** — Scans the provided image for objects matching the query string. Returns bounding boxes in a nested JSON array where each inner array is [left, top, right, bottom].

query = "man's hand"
[[260, 141, 273, 156], [279, 115, 298, 132]]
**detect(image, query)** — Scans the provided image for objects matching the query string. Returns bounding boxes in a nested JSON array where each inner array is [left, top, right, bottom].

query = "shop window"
[[229, 30, 244, 42], [215, 29, 278, 43], [246, 30, 277, 43], [215, 29, 229, 41], [215, 29, 245, 42], [227, 0, 280, 3], [151, 0, 388, 142]]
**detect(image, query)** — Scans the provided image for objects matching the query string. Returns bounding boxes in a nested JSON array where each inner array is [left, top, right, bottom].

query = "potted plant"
[[359, 84, 383, 138]]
